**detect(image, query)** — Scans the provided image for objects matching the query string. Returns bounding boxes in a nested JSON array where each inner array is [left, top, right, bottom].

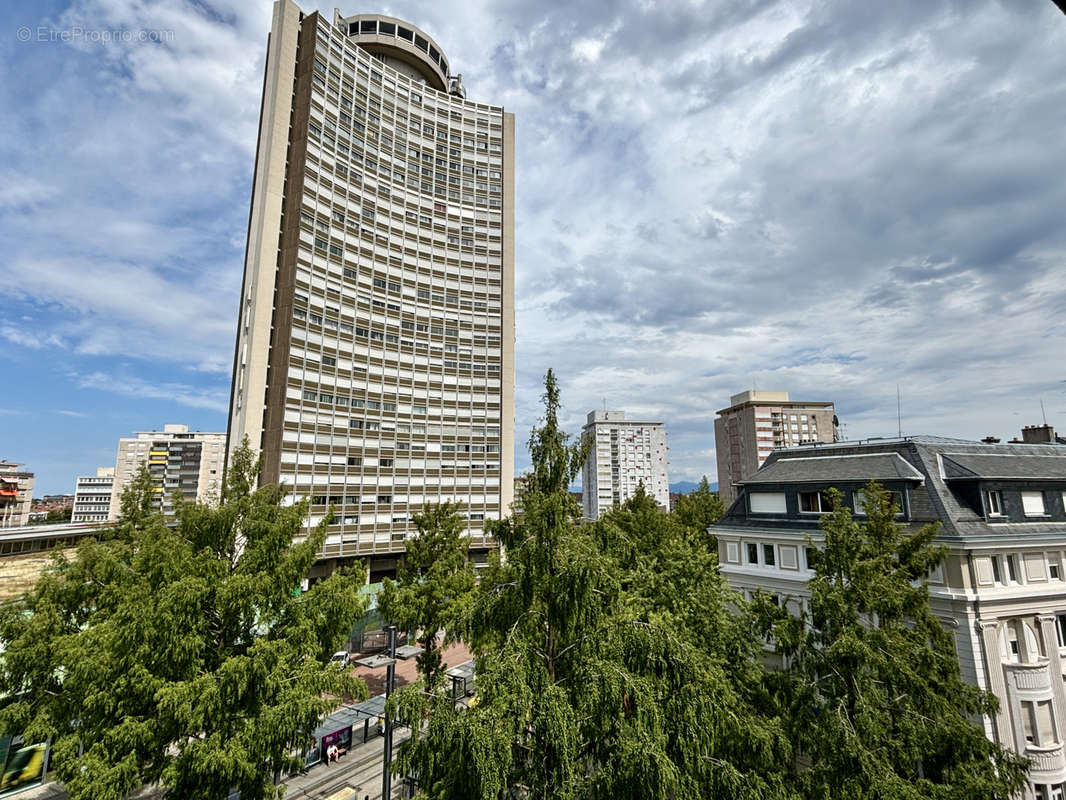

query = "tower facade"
[[581, 411, 669, 519], [228, 3, 515, 577], [714, 391, 838, 507], [109, 425, 226, 518]]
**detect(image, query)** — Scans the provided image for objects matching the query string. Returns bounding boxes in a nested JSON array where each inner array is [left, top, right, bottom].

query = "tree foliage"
[[762, 483, 1028, 799], [378, 502, 477, 688], [391, 370, 793, 800], [0, 438, 369, 800], [672, 475, 725, 541]]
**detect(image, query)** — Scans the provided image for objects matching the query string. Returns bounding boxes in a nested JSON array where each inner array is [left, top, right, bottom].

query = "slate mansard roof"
[[737, 452, 924, 485], [716, 436, 1066, 544], [941, 453, 1066, 480]]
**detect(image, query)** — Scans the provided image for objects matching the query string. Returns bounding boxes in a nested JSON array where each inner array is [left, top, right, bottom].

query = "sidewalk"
[[351, 639, 472, 694], [277, 724, 411, 800]]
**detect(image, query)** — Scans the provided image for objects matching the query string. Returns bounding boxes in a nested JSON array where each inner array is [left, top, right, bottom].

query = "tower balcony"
[[1026, 742, 1066, 782]]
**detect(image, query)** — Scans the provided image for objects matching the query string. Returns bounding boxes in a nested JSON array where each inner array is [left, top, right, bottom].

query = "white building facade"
[[581, 411, 669, 519], [227, 3, 515, 579], [108, 425, 226, 519], [71, 467, 115, 523], [715, 436, 1066, 800]]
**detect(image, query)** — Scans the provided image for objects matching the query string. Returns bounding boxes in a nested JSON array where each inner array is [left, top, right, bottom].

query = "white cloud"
[[0, 324, 64, 350], [76, 371, 229, 413], [2, 0, 1065, 489]]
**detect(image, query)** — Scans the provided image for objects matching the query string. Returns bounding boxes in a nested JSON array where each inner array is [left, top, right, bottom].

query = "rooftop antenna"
[[1041, 399, 1048, 426], [897, 384, 902, 438]]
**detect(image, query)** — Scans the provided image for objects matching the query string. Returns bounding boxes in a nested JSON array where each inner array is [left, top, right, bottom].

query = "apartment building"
[[581, 411, 669, 519], [108, 425, 225, 518], [714, 436, 1066, 800], [0, 461, 34, 528], [227, 3, 514, 579], [714, 390, 838, 506], [71, 467, 115, 523]]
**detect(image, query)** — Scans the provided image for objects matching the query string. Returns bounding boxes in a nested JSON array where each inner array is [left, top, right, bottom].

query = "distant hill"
[[670, 481, 717, 494]]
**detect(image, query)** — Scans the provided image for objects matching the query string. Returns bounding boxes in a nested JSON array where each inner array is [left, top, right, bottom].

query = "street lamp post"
[[382, 624, 397, 800]]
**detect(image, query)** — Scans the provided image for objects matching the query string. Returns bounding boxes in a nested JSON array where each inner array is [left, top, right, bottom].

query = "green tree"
[[673, 475, 726, 539], [390, 371, 793, 800], [764, 482, 1028, 799], [378, 502, 477, 688], [0, 438, 369, 800]]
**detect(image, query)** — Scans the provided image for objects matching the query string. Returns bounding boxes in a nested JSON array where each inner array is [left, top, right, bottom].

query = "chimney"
[[1021, 424, 1056, 444], [981, 436, 1001, 444]]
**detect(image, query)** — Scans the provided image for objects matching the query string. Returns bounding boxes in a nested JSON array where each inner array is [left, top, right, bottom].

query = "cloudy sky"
[[2, 0, 1065, 494]]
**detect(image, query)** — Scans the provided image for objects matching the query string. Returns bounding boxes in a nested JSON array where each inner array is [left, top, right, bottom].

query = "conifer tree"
[[766, 482, 1028, 799], [673, 474, 726, 542], [0, 438, 368, 800], [378, 502, 476, 688], [391, 371, 793, 800]]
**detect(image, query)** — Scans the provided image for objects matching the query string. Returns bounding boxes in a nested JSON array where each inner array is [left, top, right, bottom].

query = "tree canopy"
[[761, 483, 1028, 799], [672, 474, 726, 541], [378, 501, 477, 688], [391, 370, 793, 800], [0, 439, 368, 800]]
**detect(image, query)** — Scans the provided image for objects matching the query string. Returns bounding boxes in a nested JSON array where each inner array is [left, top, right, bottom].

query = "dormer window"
[[984, 490, 1004, 517], [1022, 491, 1047, 517], [799, 490, 831, 513], [854, 490, 904, 517]]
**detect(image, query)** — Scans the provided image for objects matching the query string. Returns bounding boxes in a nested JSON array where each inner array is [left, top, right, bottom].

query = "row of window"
[[304, 211, 500, 262], [296, 343, 501, 375], [305, 144, 503, 209], [306, 121, 503, 197], [293, 290, 502, 341], [985, 489, 1065, 519], [987, 551, 1062, 586], [297, 245, 503, 311], [313, 47, 501, 146], [745, 542, 815, 570], [748, 489, 904, 516], [312, 76, 504, 161], [304, 214, 503, 282]]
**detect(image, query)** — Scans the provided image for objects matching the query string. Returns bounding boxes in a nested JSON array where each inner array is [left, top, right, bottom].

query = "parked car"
[[330, 651, 351, 668]]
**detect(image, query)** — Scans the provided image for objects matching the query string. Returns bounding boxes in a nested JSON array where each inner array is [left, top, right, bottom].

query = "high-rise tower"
[[228, 2, 515, 579], [714, 391, 838, 506], [581, 411, 669, 519]]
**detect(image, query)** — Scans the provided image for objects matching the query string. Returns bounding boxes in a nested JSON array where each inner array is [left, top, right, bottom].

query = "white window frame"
[[984, 489, 1003, 517], [749, 492, 786, 514], [763, 543, 776, 567], [745, 542, 759, 565], [991, 555, 1003, 585], [1022, 491, 1047, 517], [799, 490, 830, 514], [1006, 553, 1020, 584]]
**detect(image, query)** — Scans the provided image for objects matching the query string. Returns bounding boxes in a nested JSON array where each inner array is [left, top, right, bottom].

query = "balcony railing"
[[1026, 742, 1066, 776]]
